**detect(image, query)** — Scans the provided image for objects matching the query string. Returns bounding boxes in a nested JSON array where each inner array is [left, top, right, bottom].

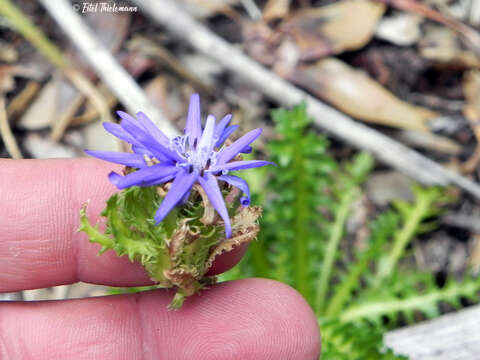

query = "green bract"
[[79, 182, 261, 308]]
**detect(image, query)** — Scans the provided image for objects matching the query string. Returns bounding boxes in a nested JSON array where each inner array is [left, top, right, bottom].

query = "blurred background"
[[2, 0, 480, 358]]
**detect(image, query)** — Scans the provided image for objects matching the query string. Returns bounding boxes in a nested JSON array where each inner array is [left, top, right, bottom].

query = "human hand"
[[0, 158, 320, 360]]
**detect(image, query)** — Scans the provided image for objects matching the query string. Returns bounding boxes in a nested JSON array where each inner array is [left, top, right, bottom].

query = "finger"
[[0, 279, 321, 360], [0, 159, 247, 292]]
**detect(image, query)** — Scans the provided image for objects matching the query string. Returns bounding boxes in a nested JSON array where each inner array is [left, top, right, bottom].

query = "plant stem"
[[293, 135, 309, 299], [375, 192, 434, 285], [315, 188, 356, 314], [0, 0, 68, 68], [340, 279, 480, 322], [250, 239, 270, 278]]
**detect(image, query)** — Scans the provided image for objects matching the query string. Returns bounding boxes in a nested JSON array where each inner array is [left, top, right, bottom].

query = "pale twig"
[[39, 0, 179, 137], [133, 0, 480, 200], [241, 0, 262, 20], [7, 80, 40, 118], [0, 95, 22, 158], [50, 93, 84, 141], [0, 0, 113, 140]]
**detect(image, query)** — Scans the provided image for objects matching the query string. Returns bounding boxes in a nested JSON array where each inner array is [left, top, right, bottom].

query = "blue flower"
[[85, 94, 273, 238]]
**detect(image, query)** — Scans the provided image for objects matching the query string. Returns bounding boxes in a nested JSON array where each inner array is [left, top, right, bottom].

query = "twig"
[[0, 95, 22, 159], [133, 0, 480, 200], [127, 37, 215, 95], [39, 0, 179, 137], [0, 0, 113, 140], [7, 80, 40, 118], [241, 0, 262, 20], [50, 93, 84, 141]]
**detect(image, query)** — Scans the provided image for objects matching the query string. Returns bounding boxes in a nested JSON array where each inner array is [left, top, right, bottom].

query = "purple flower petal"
[[241, 146, 252, 154], [218, 175, 250, 206], [103, 122, 142, 148], [185, 93, 202, 148], [108, 163, 179, 189], [211, 160, 274, 173], [216, 125, 238, 149], [198, 114, 216, 153], [136, 112, 170, 148], [131, 145, 154, 157], [119, 115, 182, 163], [85, 150, 147, 168], [154, 169, 198, 224], [198, 172, 232, 238], [213, 114, 232, 146], [216, 128, 262, 165]]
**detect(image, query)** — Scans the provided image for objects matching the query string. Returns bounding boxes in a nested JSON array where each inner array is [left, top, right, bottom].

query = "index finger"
[[0, 158, 246, 292]]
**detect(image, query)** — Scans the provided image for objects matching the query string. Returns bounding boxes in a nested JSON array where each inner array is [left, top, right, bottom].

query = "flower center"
[[170, 135, 218, 174]]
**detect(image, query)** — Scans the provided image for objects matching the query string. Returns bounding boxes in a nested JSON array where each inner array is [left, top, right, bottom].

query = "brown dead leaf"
[[281, 0, 385, 60], [469, 234, 480, 272], [396, 130, 461, 155], [419, 25, 480, 69], [263, 0, 291, 22], [381, 0, 480, 55], [205, 206, 262, 271], [288, 57, 435, 131], [461, 70, 480, 172]]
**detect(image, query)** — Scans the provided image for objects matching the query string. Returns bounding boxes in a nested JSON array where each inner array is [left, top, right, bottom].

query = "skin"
[[0, 158, 321, 360]]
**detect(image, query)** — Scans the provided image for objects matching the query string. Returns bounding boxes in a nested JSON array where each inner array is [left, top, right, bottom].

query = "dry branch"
[[0, 95, 22, 159], [133, 0, 480, 200], [39, 0, 179, 138]]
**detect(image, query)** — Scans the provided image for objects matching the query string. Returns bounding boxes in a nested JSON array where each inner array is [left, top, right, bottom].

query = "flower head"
[[86, 94, 273, 238]]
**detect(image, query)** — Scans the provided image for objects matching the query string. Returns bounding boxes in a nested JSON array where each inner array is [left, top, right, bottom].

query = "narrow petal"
[[108, 164, 179, 189], [218, 175, 250, 206], [211, 160, 274, 173], [136, 112, 170, 147], [216, 125, 238, 149], [241, 146, 253, 154], [185, 93, 202, 148], [154, 169, 198, 224], [198, 114, 216, 153], [120, 116, 182, 163], [109, 171, 177, 188], [103, 122, 142, 147], [131, 145, 154, 157], [216, 128, 262, 164], [213, 114, 232, 146], [84, 150, 147, 168], [198, 173, 232, 238]]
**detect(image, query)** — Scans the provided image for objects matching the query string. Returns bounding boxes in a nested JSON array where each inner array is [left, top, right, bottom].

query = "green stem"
[[325, 247, 368, 317], [250, 239, 270, 278], [340, 280, 480, 322], [315, 188, 356, 315], [374, 192, 433, 285], [293, 136, 309, 298], [0, 0, 68, 68]]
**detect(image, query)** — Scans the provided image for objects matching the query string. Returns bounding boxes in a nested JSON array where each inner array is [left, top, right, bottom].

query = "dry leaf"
[[396, 130, 461, 154], [263, 0, 291, 22], [461, 70, 480, 172], [375, 12, 423, 46], [281, 0, 385, 60], [419, 25, 480, 68], [288, 57, 436, 131]]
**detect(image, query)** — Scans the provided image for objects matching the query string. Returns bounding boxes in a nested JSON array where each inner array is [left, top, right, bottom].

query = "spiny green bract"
[[79, 183, 261, 308]]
